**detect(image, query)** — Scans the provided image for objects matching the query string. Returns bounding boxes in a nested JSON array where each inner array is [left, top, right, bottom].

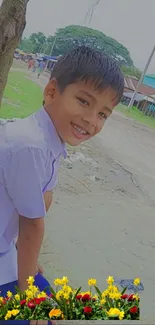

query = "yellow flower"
[[133, 294, 140, 301], [54, 276, 69, 286], [56, 290, 63, 300], [25, 289, 34, 300], [54, 278, 63, 286], [7, 291, 12, 298], [102, 289, 109, 297], [49, 308, 63, 319], [5, 309, 20, 320], [61, 276, 69, 285], [133, 278, 140, 286], [109, 292, 121, 300], [0, 297, 3, 304], [119, 311, 125, 320], [14, 294, 20, 301], [37, 291, 47, 298], [93, 294, 98, 300], [29, 285, 38, 294], [63, 285, 72, 293], [108, 285, 118, 293], [88, 278, 97, 286], [100, 298, 106, 304], [55, 285, 72, 300], [27, 276, 35, 286], [107, 308, 121, 318], [5, 311, 12, 320], [63, 292, 69, 299], [11, 309, 19, 317], [107, 276, 114, 286]]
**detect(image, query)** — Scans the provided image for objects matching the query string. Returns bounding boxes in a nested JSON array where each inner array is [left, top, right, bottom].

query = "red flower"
[[130, 306, 138, 314], [2, 298, 7, 305], [33, 298, 41, 305], [84, 306, 92, 314], [82, 294, 91, 302], [27, 301, 35, 309], [49, 293, 54, 298], [121, 294, 129, 299], [128, 294, 135, 301], [39, 297, 46, 302], [20, 299, 26, 306], [76, 294, 82, 300]]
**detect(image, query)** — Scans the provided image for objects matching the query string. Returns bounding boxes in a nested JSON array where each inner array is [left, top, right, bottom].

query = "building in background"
[[143, 75, 155, 89], [122, 76, 155, 116]]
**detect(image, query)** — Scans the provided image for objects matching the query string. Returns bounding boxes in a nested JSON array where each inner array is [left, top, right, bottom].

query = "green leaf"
[[94, 286, 102, 298], [73, 287, 82, 301], [121, 287, 127, 295]]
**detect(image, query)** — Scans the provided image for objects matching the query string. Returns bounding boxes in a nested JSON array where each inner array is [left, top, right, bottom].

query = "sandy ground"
[[12, 64, 155, 320]]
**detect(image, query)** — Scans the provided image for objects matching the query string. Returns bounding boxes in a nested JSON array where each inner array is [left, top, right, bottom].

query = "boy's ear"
[[44, 79, 58, 105]]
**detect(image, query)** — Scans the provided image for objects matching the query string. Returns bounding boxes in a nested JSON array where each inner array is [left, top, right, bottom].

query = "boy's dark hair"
[[50, 46, 124, 104]]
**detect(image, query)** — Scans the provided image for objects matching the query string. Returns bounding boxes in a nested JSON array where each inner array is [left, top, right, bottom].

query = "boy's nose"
[[83, 110, 97, 127]]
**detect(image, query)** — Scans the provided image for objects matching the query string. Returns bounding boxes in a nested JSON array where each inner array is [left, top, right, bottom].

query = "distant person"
[[37, 60, 45, 78], [33, 58, 39, 73], [28, 58, 33, 70]]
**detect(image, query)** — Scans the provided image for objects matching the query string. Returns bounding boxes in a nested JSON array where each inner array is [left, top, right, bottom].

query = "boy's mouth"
[[71, 123, 89, 140]]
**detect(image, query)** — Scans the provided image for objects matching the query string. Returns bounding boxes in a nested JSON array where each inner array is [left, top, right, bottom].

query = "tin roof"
[[124, 76, 155, 96]]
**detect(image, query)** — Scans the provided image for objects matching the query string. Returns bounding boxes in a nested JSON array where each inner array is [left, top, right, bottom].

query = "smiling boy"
[[0, 46, 124, 295]]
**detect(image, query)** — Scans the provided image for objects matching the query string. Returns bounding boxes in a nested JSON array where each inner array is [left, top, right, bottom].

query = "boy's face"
[[44, 79, 118, 146]]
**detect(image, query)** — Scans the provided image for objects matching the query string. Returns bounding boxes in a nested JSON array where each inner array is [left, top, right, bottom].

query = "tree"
[[0, 0, 29, 106], [20, 34, 56, 56], [52, 25, 133, 67], [44, 35, 55, 55], [29, 32, 47, 53], [20, 37, 34, 53], [121, 65, 141, 80]]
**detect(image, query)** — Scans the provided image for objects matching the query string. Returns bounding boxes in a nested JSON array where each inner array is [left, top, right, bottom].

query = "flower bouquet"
[[0, 276, 140, 321]]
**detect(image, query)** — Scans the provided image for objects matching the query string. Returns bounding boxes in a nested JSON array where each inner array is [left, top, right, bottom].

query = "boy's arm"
[[4, 147, 52, 290], [16, 190, 53, 289], [30, 321, 56, 325], [18, 216, 44, 291]]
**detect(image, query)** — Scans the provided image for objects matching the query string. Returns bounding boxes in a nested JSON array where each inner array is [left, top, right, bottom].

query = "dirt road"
[[14, 67, 155, 320]]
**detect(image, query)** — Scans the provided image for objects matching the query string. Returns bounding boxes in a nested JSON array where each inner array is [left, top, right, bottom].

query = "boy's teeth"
[[73, 124, 87, 134]]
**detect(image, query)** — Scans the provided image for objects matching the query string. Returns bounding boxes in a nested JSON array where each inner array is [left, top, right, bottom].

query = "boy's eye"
[[77, 97, 89, 106], [98, 112, 107, 119]]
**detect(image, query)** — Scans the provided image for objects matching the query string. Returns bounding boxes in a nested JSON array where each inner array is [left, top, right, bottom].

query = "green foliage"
[[19, 25, 133, 67], [121, 65, 141, 79], [29, 32, 46, 53], [53, 25, 133, 66], [20, 38, 34, 53], [0, 71, 42, 119]]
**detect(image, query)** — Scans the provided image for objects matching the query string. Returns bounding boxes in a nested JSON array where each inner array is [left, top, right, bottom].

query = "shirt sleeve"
[[4, 147, 48, 218]]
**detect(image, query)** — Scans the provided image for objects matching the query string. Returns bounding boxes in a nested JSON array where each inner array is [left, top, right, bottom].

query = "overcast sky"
[[2, 0, 155, 72]]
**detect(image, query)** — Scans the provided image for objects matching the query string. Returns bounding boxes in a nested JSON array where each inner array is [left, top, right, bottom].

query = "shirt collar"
[[34, 107, 67, 159]]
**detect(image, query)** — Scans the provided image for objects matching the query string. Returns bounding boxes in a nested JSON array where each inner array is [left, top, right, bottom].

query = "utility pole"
[[49, 0, 101, 57], [128, 44, 155, 108], [50, 34, 57, 56], [84, 0, 100, 25]]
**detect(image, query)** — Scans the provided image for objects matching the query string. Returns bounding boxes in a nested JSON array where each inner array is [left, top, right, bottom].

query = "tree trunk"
[[0, 0, 29, 107]]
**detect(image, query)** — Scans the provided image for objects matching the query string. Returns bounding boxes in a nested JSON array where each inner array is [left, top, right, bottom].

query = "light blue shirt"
[[0, 108, 66, 285]]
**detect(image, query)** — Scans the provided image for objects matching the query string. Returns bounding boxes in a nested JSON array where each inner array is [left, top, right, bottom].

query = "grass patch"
[[117, 104, 155, 129], [0, 71, 43, 119]]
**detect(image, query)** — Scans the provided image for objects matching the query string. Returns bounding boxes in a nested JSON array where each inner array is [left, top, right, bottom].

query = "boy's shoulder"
[[0, 108, 67, 165], [5, 112, 46, 153]]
